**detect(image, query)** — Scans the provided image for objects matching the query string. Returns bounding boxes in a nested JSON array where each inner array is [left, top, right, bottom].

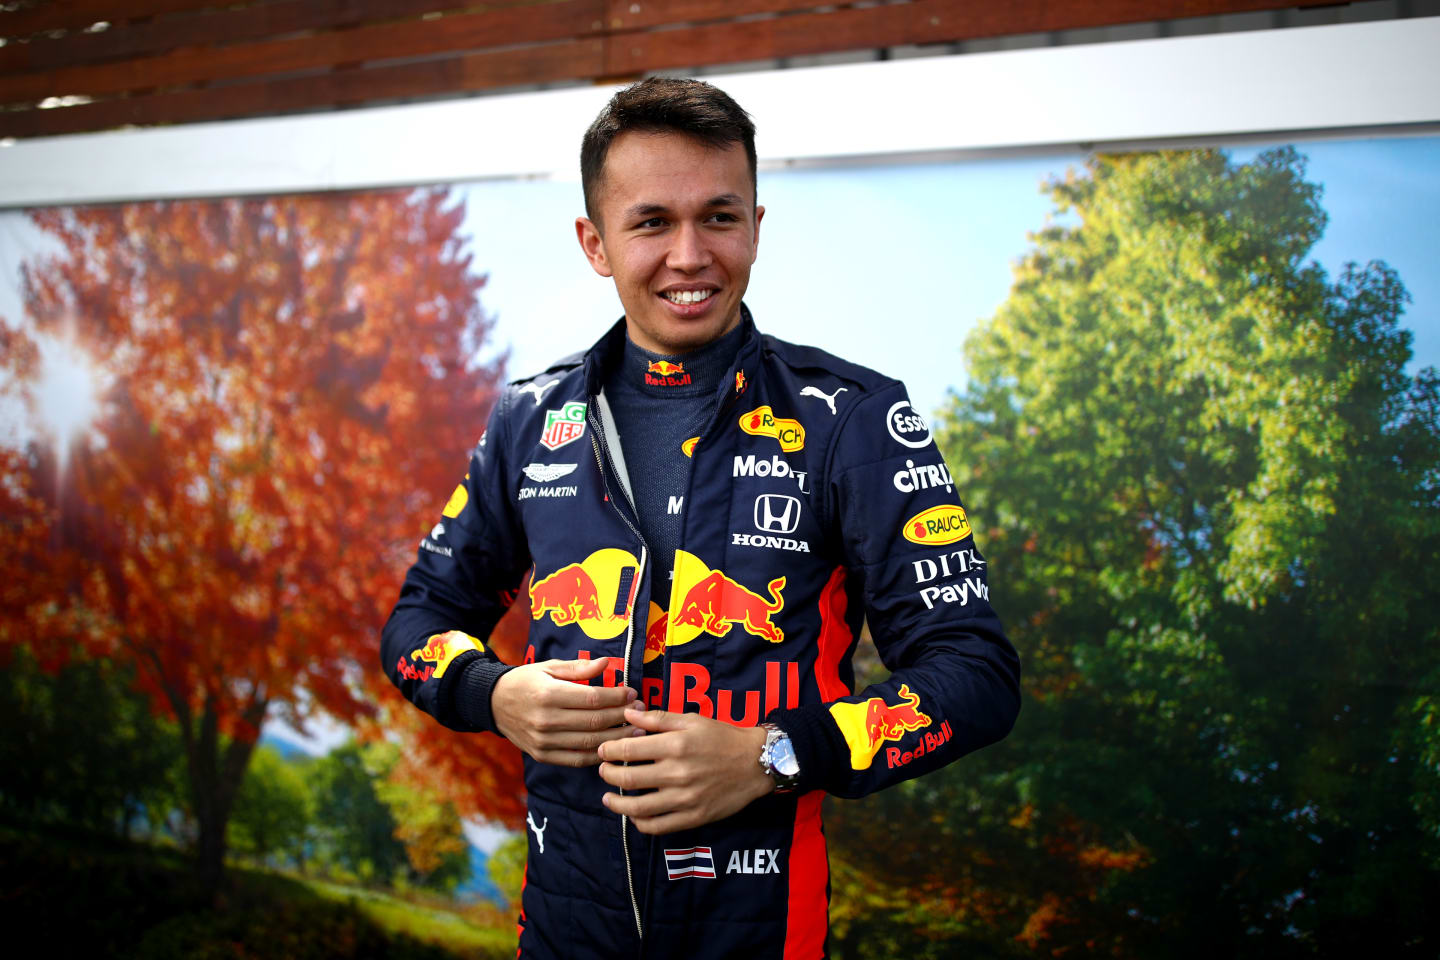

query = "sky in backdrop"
[[459, 135, 1440, 422]]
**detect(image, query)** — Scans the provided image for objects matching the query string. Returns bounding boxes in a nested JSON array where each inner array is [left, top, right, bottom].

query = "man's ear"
[[575, 217, 613, 278], [751, 204, 765, 263]]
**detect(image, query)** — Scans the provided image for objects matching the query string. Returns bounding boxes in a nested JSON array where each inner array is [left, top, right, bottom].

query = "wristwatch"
[[758, 722, 802, 793]]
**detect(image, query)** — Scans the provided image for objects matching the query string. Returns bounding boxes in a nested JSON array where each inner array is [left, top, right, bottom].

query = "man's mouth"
[[662, 289, 715, 305]]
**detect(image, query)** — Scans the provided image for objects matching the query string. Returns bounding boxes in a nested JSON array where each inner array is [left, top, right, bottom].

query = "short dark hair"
[[580, 77, 757, 225]]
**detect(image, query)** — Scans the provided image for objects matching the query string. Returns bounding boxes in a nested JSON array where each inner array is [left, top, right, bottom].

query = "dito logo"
[[409, 630, 484, 679], [739, 406, 805, 452], [540, 401, 587, 451], [827, 683, 932, 770], [886, 400, 931, 449], [901, 505, 971, 545], [529, 548, 641, 639], [753, 494, 800, 534], [663, 549, 785, 647]]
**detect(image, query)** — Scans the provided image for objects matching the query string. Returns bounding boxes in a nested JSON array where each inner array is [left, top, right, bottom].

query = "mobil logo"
[[732, 453, 809, 493]]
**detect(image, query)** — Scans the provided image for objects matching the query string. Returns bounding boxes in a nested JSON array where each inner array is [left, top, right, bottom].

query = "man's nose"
[[667, 223, 713, 273]]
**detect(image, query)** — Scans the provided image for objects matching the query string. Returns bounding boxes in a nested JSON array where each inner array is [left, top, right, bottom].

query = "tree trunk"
[[183, 691, 266, 904]]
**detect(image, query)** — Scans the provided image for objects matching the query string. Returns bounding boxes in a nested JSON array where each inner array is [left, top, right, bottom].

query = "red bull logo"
[[735, 370, 746, 394], [828, 683, 934, 770], [739, 405, 803, 452], [410, 630, 484, 678], [530, 548, 641, 640], [441, 474, 469, 518], [646, 360, 692, 387], [681, 436, 700, 457], [901, 504, 971, 545], [644, 602, 668, 663], [664, 549, 785, 648]]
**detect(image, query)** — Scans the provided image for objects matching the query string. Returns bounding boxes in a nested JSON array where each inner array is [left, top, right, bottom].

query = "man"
[[381, 78, 1020, 960]]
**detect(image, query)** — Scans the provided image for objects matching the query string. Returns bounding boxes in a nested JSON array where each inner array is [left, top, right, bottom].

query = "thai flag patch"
[[664, 846, 716, 880]]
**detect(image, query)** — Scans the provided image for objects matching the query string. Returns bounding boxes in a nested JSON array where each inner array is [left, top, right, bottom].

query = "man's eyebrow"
[[621, 194, 747, 221]]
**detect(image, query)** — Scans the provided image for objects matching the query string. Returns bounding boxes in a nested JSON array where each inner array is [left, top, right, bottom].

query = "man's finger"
[[539, 673, 636, 710], [603, 787, 682, 821], [619, 704, 690, 732], [538, 725, 639, 753], [598, 727, 685, 764], [544, 656, 620, 681]]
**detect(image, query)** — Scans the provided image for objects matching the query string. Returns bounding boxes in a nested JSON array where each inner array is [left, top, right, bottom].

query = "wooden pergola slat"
[[0, 0, 1354, 141], [0, 0, 234, 38], [0, 0, 604, 105], [0, 0, 486, 76], [0, 38, 605, 139]]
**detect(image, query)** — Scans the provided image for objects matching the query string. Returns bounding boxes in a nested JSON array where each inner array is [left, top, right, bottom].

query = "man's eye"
[[709, 212, 738, 223], [637, 217, 666, 229]]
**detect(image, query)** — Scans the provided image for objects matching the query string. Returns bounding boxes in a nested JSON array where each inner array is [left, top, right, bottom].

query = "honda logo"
[[753, 494, 800, 534]]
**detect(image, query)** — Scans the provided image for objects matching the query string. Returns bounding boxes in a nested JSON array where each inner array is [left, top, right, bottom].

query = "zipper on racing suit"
[[587, 403, 648, 946]]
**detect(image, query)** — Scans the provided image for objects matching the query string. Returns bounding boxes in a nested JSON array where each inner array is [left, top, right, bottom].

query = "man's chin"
[[628, 312, 739, 355]]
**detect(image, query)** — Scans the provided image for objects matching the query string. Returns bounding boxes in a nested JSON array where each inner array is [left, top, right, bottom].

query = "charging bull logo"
[[828, 684, 933, 770], [644, 603, 668, 663], [530, 548, 641, 640], [662, 549, 785, 649], [408, 630, 484, 679]]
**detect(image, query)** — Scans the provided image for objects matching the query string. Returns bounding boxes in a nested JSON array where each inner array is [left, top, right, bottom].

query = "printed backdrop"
[[1, 135, 1436, 956]]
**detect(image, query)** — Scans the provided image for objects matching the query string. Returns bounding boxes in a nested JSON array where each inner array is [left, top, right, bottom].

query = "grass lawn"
[[0, 824, 514, 958]]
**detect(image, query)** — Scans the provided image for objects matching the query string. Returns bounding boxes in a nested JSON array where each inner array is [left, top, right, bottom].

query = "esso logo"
[[886, 400, 931, 449]]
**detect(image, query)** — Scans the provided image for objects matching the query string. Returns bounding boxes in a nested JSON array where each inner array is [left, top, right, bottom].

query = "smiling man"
[[381, 78, 1021, 960]]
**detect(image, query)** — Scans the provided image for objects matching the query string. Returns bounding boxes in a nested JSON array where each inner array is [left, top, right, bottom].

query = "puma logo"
[[800, 385, 847, 415], [519, 380, 559, 406], [527, 812, 549, 853]]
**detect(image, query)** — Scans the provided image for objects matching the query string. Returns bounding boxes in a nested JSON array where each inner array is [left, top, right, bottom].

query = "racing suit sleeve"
[[764, 381, 1020, 798], [380, 389, 532, 734]]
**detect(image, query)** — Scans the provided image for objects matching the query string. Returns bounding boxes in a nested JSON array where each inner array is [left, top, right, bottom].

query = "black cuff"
[[764, 703, 850, 795], [443, 654, 515, 734]]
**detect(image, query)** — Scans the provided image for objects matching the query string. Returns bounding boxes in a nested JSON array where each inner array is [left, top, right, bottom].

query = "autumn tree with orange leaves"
[[0, 190, 527, 897]]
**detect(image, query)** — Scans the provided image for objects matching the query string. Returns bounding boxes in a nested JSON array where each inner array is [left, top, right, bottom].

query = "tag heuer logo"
[[540, 402, 587, 451]]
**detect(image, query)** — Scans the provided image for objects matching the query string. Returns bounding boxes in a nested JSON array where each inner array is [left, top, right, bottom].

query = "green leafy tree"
[[311, 742, 410, 886], [0, 647, 182, 838], [228, 744, 313, 867], [827, 147, 1440, 958]]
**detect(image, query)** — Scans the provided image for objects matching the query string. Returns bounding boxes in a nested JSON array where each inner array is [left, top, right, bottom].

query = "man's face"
[[576, 131, 763, 355]]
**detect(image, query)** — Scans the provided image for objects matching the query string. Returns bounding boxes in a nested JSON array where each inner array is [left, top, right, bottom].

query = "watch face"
[[773, 738, 800, 777]]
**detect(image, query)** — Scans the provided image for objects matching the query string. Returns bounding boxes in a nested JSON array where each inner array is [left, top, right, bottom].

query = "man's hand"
[[597, 704, 774, 835], [490, 657, 637, 766]]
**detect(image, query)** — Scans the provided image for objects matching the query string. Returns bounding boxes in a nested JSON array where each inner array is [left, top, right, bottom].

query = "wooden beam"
[[0, 0, 602, 105], [0, 38, 604, 138], [0, 1, 491, 75], [602, 0, 1338, 74], [0, 1, 240, 39], [601, 0, 830, 32]]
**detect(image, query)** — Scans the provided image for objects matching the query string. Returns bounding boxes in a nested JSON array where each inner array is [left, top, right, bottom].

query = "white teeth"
[[664, 289, 714, 305]]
